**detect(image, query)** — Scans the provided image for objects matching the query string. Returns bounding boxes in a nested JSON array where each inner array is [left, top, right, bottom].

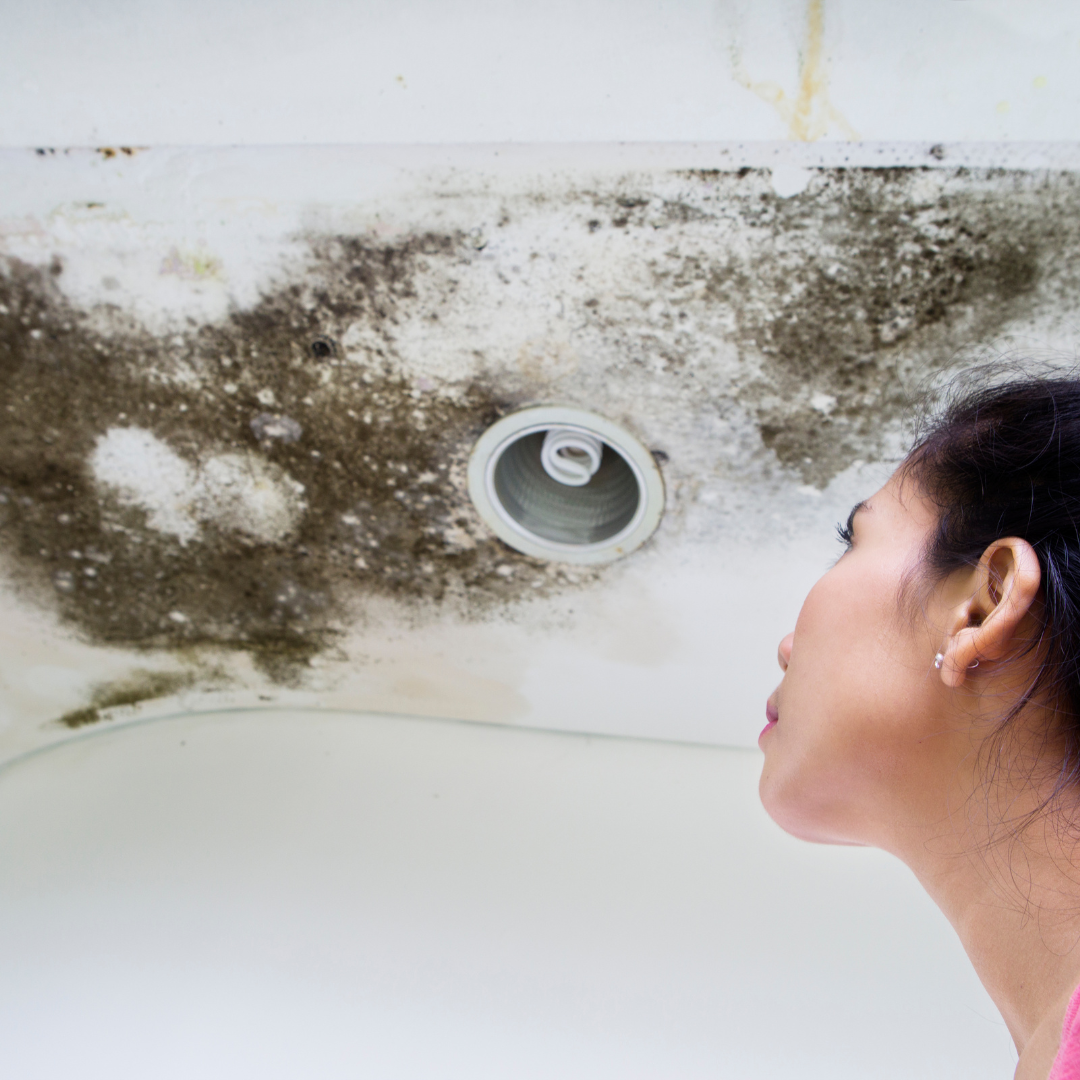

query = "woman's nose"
[[777, 633, 794, 673]]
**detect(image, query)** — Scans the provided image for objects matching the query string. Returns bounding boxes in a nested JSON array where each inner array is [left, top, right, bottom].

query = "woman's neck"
[[897, 795, 1080, 1072]]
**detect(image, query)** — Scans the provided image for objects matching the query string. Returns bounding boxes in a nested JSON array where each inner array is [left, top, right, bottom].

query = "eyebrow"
[[846, 501, 867, 536]]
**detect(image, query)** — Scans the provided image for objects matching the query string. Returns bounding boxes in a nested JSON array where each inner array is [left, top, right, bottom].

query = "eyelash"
[[835, 522, 854, 549]]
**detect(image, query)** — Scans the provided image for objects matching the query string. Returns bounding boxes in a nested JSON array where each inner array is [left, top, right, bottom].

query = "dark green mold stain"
[[665, 167, 1080, 486], [0, 232, 575, 684], [58, 669, 197, 728]]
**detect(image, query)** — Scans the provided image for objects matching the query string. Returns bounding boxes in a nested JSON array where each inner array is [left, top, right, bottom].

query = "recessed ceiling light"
[[467, 406, 665, 564]]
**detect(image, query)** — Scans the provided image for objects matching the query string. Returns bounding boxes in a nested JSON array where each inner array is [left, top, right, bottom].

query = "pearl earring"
[[934, 653, 944, 670]]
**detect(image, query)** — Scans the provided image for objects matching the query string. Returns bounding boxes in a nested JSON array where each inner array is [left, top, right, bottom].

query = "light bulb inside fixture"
[[540, 428, 604, 487]]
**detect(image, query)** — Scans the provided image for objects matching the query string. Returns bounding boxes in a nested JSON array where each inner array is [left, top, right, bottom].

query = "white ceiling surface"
[[4, 140, 1080, 760], [0, 0, 1078, 759], [1, 0, 1079, 146], [0, 709, 1016, 1079], [0, 143, 904, 760]]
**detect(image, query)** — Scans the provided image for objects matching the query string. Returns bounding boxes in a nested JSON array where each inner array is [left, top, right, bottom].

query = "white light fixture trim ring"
[[467, 405, 665, 565]]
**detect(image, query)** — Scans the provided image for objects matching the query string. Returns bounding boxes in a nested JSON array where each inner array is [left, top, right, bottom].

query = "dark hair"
[[905, 371, 1080, 797]]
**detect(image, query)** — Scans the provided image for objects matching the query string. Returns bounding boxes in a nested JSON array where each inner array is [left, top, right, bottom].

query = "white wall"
[[2, 0, 1080, 145], [0, 709, 1016, 1079]]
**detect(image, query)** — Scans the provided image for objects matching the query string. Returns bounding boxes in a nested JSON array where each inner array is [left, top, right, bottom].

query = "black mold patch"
[[58, 669, 197, 728], [669, 168, 1080, 486], [0, 234, 576, 682], [3, 168, 1078, 686], [609, 168, 1071, 486]]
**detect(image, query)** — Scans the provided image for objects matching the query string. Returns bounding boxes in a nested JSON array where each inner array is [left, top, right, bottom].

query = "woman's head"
[[760, 372, 1080, 852]]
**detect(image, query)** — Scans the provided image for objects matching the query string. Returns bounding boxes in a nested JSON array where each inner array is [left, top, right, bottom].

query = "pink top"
[[1049, 984, 1080, 1080]]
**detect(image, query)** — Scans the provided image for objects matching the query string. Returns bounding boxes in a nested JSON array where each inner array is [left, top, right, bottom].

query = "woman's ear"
[[938, 538, 1042, 688]]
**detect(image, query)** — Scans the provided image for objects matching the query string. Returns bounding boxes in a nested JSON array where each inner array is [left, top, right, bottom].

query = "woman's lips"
[[758, 700, 779, 746]]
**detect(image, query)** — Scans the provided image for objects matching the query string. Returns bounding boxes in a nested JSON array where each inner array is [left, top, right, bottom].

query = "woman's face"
[[759, 471, 968, 848]]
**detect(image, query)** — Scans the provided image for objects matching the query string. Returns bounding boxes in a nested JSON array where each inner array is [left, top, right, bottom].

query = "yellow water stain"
[[731, 0, 858, 142], [395, 74, 407, 89], [1034, 76, 1048, 89], [997, 100, 1011, 114], [515, 336, 579, 385], [387, 665, 531, 724]]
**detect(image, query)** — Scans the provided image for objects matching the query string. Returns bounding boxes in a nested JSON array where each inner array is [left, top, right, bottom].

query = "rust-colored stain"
[[731, 0, 858, 141]]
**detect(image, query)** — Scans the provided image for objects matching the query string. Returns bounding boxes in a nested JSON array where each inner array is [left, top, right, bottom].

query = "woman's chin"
[[759, 769, 867, 846]]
